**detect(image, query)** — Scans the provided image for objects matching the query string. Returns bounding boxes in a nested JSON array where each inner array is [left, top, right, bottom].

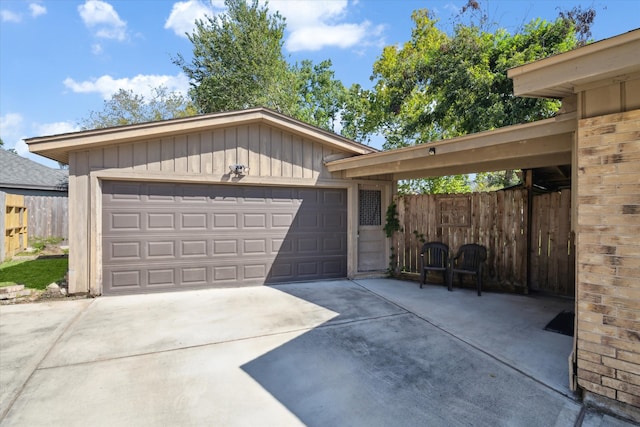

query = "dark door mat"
[[544, 310, 575, 337]]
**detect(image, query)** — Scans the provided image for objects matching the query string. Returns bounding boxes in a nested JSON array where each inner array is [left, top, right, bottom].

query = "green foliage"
[[291, 59, 347, 131], [80, 87, 196, 130], [382, 201, 402, 276], [398, 175, 471, 195], [0, 257, 68, 290], [383, 200, 401, 238], [175, 0, 348, 133], [474, 170, 521, 191], [364, 10, 581, 146], [175, 0, 295, 115], [339, 2, 593, 194]]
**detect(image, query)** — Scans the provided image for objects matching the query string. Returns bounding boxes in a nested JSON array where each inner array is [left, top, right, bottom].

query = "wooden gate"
[[529, 190, 575, 296], [1, 193, 28, 262]]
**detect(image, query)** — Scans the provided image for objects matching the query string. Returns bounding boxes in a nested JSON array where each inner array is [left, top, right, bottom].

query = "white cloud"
[[78, 0, 127, 41], [91, 43, 104, 55], [0, 113, 24, 138], [164, 0, 224, 37], [63, 73, 191, 99], [267, 0, 384, 52], [163, 0, 383, 52], [0, 113, 71, 167], [29, 3, 47, 18], [288, 22, 377, 52], [34, 121, 79, 137], [1, 9, 22, 23]]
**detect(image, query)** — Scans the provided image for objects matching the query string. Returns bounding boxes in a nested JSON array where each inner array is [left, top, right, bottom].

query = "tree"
[[174, 0, 348, 132], [174, 0, 296, 115], [80, 86, 196, 130], [291, 59, 347, 132], [0, 137, 4, 147], [342, 3, 592, 193]]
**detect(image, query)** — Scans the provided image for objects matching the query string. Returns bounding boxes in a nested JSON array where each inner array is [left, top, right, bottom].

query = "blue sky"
[[1, 0, 638, 168]]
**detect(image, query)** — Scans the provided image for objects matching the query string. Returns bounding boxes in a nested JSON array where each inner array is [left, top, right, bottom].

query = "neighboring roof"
[[0, 149, 68, 191], [25, 107, 377, 165], [508, 28, 640, 98]]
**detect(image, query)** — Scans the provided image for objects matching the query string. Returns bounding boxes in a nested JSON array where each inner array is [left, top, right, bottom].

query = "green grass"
[[0, 257, 68, 290]]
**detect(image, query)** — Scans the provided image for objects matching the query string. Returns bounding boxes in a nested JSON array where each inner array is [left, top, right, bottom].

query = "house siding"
[[86, 124, 340, 180], [576, 109, 640, 410], [65, 122, 390, 295]]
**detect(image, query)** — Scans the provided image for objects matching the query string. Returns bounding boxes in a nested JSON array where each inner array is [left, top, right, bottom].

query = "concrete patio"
[[0, 278, 635, 426]]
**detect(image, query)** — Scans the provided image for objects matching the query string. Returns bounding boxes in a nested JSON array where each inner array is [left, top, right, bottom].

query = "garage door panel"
[[213, 239, 237, 255], [110, 270, 141, 289], [181, 240, 208, 257], [244, 239, 267, 254], [148, 213, 175, 229], [110, 242, 141, 260], [109, 212, 141, 231], [213, 213, 238, 228], [182, 267, 208, 284], [214, 265, 238, 281], [148, 268, 175, 286], [102, 181, 347, 294], [323, 189, 345, 205], [243, 213, 267, 228], [108, 182, 142, 199], [181, 213, 207, 229]]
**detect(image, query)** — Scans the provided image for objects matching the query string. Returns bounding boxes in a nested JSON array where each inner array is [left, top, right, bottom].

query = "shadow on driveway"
[[1, 279, 585, 426]]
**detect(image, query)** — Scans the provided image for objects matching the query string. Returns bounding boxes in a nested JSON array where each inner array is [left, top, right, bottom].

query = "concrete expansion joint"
[[0, 298, 96, 423], [351, 279, 581, 404], [36, 312, 411, 372]]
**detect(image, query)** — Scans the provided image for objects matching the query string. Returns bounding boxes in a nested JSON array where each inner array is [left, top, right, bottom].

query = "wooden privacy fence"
[[392, 188, 574, 296], [24, 195, 68, 240]]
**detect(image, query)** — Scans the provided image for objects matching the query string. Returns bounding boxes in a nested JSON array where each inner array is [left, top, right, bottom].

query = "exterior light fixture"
[[229, 164, 247, 176], [428, 147, 436, 155]]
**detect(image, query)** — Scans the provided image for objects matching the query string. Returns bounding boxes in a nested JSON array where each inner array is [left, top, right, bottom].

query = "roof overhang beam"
[[327, 117, 575, 179]]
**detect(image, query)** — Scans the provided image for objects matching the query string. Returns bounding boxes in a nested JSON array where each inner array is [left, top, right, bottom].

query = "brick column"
[[576, 109, 640, 410]]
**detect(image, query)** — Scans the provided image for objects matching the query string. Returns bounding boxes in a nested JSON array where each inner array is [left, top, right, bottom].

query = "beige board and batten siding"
[[62, 115, 389, 295]]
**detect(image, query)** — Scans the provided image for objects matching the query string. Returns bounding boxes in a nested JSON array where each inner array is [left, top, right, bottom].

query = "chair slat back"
[[421, 242, 449, 268], [457, 244, 487, 269]]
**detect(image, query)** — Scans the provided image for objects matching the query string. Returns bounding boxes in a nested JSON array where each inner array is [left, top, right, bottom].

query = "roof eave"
[[326, 115, 576, 179], [26, 107, 376, 164], [508, 29, 640, 98]]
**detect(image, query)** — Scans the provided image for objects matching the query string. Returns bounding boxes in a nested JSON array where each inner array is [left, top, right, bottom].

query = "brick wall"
[[576, 109, 640, 409]]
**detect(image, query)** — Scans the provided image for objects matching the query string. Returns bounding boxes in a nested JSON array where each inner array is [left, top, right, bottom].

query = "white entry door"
[[357, 186, 387, 272]]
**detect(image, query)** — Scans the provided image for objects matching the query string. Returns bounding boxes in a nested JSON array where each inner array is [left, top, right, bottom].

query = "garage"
[[102, 181, 348, 294], [25, 107, 392, 295]]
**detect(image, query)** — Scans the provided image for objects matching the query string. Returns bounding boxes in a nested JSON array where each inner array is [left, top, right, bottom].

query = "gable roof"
[[25, 107, 377, 165], [0, 149, 68, 192]]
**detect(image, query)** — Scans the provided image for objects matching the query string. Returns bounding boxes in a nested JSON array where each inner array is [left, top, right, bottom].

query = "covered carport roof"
[[326, 29, 640, 182], [326, 116, 574, 180]]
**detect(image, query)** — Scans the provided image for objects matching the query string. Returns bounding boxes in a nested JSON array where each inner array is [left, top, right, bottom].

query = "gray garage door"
[[102, 181, 347, 295]]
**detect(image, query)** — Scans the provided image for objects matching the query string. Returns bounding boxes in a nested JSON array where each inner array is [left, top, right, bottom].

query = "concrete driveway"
[[0, 279, 631, 426]]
